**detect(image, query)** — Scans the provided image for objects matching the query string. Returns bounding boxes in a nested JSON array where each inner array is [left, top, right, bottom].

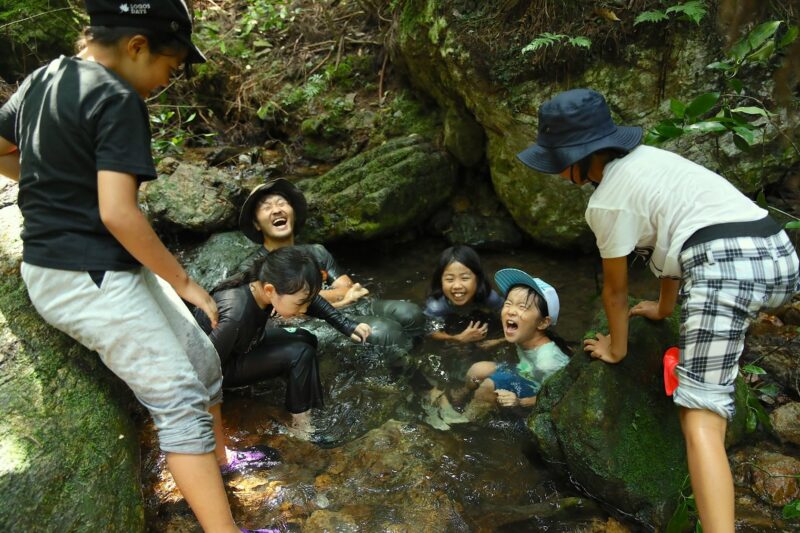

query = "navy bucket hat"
[[517, 89, 642, 174]]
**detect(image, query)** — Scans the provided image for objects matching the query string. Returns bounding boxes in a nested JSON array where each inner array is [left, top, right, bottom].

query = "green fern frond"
[[666, 0, 707, 25], [568, 36, 592, 49], [634, 10, 669, 26]]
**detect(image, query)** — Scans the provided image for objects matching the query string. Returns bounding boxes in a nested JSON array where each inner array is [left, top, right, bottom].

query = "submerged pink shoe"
[[663, 347, 679, 396]]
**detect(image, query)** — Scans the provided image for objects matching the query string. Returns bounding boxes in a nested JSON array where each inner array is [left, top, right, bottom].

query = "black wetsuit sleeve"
[[307, 294, 357, 336], [199, 290, 242, 368], [308, 244, 345, 282]]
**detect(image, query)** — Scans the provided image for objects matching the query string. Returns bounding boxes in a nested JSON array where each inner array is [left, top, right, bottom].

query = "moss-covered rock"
[[297, 134, 456, 242], [0, 201, 144, 532], [183, 231, 258, 291], [528, 312, 750, 528], [141, 162, 244, 235], [393, 1, 800, 250]]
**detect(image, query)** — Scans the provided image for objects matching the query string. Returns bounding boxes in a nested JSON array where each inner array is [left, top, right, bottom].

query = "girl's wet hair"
[[211, 247, 322, 304], [81, 26, 188, 58], [429, 245, 492, 304], [573, 148, 631, 184], [507, 284, 572, 355]]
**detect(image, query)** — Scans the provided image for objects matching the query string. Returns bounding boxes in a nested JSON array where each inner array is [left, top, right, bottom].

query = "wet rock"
[[394, 4, 799, 250], [182, 231, 257, 291], [141, 162, 244, 235], [297, 135, 456, 242], [0, 204, 144, 531], [743, 325, 800, 398], [444, 106, 485, 167], [305, 510, 359, 532], [447, 212, 523, 250], [528, 313, 751, 528], [770, 403, 800, 446], [733, 447, 800, 508]]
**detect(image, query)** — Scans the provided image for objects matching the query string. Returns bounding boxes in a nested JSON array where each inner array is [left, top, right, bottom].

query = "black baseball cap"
[[84, 0, 206, 65]]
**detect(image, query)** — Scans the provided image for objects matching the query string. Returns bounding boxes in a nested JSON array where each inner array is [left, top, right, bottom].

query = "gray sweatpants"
[[21, 263, 222, 454]]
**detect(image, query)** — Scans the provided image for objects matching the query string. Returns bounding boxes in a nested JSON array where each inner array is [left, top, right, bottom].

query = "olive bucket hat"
[[516, 88, 643, 174], [239, 178, 308, 244]]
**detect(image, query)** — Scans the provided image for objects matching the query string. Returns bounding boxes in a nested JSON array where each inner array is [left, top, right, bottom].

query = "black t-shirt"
[[239, 243, 344, 282], [0, 56, 157, 270]]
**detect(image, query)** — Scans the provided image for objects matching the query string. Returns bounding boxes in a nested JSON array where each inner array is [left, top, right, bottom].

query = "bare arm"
[[584, 256, 629, 363], [320, 274, 369, 308], [630, 277, 680, 320], [97, 170, 218, 326], [0, 137, 20, 182]]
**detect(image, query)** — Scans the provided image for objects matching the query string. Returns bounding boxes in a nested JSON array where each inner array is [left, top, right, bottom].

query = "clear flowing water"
[[142, 237, 658, 532]]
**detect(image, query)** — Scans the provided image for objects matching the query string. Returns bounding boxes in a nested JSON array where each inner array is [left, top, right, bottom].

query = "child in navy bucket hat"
[[0, 2, 276, 531], [518, 88, 799, 531]]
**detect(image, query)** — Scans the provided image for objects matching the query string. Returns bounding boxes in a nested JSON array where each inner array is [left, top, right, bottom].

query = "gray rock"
[[183, 231, 258, 291], [447, 212, 523, 249], [732, 447, 800, 508], [0, 203, 144, 532], [141, 162, 244, 235]]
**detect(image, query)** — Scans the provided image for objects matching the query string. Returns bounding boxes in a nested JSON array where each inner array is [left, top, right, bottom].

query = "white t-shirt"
[[585, 145, 767, 278]]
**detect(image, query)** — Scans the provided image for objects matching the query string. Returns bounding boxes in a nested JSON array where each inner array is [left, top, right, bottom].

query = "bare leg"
[[463, 378, 497, 421], [679, 407, 734, 533], [166, 452, 240, 533], [209, 403, 228, 466]]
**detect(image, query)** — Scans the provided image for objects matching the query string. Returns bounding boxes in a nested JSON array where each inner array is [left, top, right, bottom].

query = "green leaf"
[[746, 408, 758, 432], [743, 364, 767, 375], [747, 41, 776, 62], [685, 92, 720, 119], [783, 499, 800, 519], [733, 134, 751, 152], [666, 500, 690, 533], [685, 121, 727, 134], [256, 105, 270, 120], [758, 383, 780, 397], [568, 36, 592, 49], [756, 190, 768, 208], [727, 78, 744, 94], [667, 1, 708, 25], [730, 106, 773, 117], [733, 126, 757, 146], [634, 10, 668, 26], [729, 38, 751, 62], [653, 121, 685, 139], [706, 61, 733, 70], [785, 221, 800, 230], [746, 21, 783, 52], [670, 98, 687, 119], [778, 25, 799, 49]]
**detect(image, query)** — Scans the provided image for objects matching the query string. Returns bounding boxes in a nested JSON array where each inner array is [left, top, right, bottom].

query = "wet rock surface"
[[0, 196, 144, 532], [770, 402, 800, 446], [733, 445, 800, 509]]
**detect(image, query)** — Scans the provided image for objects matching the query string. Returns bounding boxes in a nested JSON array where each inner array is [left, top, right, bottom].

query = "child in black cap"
[[517, 88, 799, 532], [0, 2, 275, 532]]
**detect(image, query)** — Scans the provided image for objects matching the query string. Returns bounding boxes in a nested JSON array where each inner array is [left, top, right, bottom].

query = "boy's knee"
[[466, 361, 496, 383], [372, 299, 426, 335]]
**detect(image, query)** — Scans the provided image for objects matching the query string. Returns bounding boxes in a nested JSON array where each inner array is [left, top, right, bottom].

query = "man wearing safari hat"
[[517, 88, 799, 532], [238, 178, 425, 348]]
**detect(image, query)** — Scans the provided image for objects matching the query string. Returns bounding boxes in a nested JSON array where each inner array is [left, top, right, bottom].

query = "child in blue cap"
[[0, 1, 275, 531], [458, 268, 570, 414], [517, 88, 799, 532]]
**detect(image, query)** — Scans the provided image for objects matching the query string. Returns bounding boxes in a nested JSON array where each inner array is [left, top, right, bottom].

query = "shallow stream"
[[142, 237, 659, 532]]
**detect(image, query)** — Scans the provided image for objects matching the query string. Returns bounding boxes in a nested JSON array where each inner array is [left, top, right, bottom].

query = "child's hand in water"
[[495, 389, 519, 407], [351, 323, 372, 343], [457, 321, 489, 342]]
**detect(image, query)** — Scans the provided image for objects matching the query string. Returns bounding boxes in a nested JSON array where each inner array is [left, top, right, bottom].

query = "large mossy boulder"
[[141, 161, 244, 235], [182, 230, 257, 291], [529, 314, 750, 529], [394, 1, 799, 250], [298, 134, 456, 242], [0, 200, 144, 531]]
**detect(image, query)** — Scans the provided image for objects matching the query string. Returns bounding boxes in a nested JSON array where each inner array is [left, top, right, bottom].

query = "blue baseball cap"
[[495, 268, 560, 326]]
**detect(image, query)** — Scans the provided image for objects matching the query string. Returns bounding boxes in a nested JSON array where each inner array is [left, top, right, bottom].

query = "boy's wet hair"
[[210, 247, 322, 304], [429, 244, 493, 304]]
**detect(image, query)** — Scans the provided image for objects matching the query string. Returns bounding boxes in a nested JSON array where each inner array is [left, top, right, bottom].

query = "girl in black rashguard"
[[193, 247, 371, 438]]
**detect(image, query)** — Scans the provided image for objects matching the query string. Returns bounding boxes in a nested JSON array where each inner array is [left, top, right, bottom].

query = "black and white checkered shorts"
[[674, 230, 799, 419]]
